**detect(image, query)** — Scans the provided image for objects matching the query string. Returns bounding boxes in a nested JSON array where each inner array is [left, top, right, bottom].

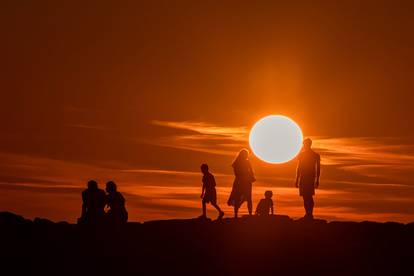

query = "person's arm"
[[104, 193, 109, 208], [120, 193, 125, 205], [248, 161, 256, 182], [200, 178, 205, 198], [315, 154, 321, 188], [271, 200, 274, 215], [295, 158, 301, 188]]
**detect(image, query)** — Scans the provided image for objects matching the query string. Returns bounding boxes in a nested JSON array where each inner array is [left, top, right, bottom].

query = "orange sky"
[[1, 1, 414, 223]]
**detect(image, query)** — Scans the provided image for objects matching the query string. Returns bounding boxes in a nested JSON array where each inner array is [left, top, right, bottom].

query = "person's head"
[[303, 138, 312, 150], [200, 163, 209, 174], [106, 181, 117, 193], [87, 180, 98, 190], [236, 148, 249, 160], [233, 148, 250, 166], [264, 190, 273, 199]]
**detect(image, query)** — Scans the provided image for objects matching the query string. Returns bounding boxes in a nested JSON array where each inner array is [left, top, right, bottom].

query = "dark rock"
[[0, 211, 31, 226], [0, 212, 413, 275], [34, 217, 54, 226]]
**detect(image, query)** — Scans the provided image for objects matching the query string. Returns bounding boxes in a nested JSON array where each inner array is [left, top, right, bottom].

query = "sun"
[[249, 115, 303, 164]]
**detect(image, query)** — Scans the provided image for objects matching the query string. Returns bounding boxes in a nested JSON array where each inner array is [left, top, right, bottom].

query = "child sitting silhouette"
[[199, 164, 224, 220], [255, 190, 274, 216], [105, 181, 128, 224]]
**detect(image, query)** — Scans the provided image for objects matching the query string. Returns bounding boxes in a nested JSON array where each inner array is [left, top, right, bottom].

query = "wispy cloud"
[[149, 120, 249, 155], [149, 120, 414, 189], [314, 137, 414, 165], [121, 169, 200, 176], [120, 169, 231, 178], [313, 137, 414, 184], [151, 120, 248, 140], [150, 121, 414, 182]]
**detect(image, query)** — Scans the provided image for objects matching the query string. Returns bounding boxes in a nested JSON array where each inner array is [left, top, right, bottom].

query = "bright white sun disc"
[[249, 115, 303, 164]]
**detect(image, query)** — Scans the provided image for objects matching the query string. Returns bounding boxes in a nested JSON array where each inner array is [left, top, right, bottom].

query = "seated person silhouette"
[[255, 190, 274, 216], [79, 180, 107, 224], [199, 164, 224, 220], [105, 181, 128, 224]]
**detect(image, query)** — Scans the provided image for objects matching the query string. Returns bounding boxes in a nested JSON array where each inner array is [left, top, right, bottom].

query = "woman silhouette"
[[105, 181, 128, 224], [227, 149, 256, 218]]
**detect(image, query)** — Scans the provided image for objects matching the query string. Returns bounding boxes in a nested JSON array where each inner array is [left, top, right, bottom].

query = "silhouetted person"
[[227, 149, 256, 218], [255, 190, 274, 216], [199, 164, 224, 220], [105, 181, 128, 224], [79, 180, 106, 224], [295, 138, 321, 219]]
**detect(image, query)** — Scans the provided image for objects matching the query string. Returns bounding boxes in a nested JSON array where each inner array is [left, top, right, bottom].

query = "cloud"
[[149, 120, 249, 155], [313, 137, 414, 184], [151, 120, 248, 140], [149, 120, 414, 185], [119, 169, 231, 178], [314, 137, 414, 165]]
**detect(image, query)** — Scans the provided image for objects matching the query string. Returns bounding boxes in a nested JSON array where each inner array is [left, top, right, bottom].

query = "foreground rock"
[[0, 212, 413, 275]]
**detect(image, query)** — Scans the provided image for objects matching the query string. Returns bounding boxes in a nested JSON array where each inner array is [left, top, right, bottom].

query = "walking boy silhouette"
[[200, 164, 224, 220]]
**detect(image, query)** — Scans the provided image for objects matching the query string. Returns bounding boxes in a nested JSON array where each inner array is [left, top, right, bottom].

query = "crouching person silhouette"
[[199, 164, 224, 220], [105, 181, 128, 225], [78, 180, 107, 225], [255, 190, 274, 216]]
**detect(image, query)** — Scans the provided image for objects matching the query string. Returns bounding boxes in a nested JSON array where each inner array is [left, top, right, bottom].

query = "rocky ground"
[[1, 212, 413, 275]]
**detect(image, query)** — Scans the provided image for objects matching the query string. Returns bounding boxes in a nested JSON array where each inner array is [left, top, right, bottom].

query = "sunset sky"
[[1, 1, 414, 223]]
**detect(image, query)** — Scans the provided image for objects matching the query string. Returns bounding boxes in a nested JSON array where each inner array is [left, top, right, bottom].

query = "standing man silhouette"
[[295, 138, 320, 219]]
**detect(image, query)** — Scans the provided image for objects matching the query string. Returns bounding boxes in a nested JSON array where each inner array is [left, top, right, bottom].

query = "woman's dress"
[[227, 160, 255, 207]]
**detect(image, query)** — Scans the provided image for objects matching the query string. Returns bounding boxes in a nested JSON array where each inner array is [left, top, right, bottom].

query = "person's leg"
[[234, 202, 240, 218], [202, 201, 207, 217], [303, 195, 314, 218], [247, 199, 253, 215], [212, 202, 222, 213], [247, 186, 253, 216], [309, 196, 314, 218], [212, 202, 224, 218], [302, 196, 308, 216]]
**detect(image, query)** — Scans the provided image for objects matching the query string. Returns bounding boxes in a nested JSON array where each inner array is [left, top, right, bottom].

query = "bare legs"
[[302, 195, 314, 219], [233, 200, 253, 218], [234, 205, 239, 218], [247, 199, 253, 216], [202, 201, 207, 217], [202, 201, 224, 219], [212, 203, 224, 219], [211, 202, 223, 213]]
